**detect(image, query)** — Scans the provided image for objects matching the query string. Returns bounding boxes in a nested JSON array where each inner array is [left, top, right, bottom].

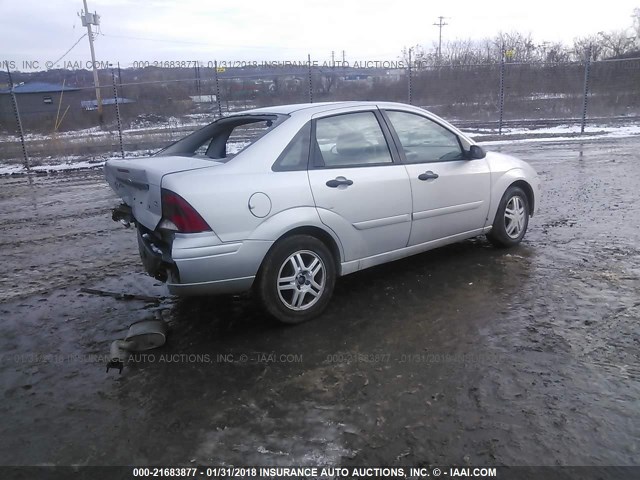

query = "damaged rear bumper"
[[136, 226, 273, 296], [137, 227, 178, 283], [167, 237, 273, 296]]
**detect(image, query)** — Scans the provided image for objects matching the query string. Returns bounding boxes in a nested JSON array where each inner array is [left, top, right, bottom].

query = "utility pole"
[[307, 53, 313, 103], [408, 47, 412, 105], [331, 51, 335, 68], [580, 45, 592, 134], [117, 61, 123, 97], [433, 16, 448, 61], [6, 66, 29, 170], [81, 0, 103, 123], [194, 63, 201, 94]]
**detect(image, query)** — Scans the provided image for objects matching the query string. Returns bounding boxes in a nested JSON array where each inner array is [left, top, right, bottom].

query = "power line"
[[98, 32, 218, 46], [97, 32, 303, 50], [51, 33, 88, 66]]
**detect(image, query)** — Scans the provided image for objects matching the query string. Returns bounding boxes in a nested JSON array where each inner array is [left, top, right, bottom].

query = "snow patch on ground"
[[0, 159, 105, 175], [0, 117, 211, 144], [0, 150, 153, 176], [470, 123, 640, 144]]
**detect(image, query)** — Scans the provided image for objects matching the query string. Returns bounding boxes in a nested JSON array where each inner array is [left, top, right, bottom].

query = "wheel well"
[[254, 226, 342, 285], [510, 180, 535, 216], [275, 226, 342, 270]]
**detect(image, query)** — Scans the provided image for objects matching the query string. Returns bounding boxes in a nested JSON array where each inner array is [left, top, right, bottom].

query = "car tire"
[[256, 235, 336, 324], [487, 186, 530, 248]]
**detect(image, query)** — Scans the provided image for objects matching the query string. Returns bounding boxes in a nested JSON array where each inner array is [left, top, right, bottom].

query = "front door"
[[382, 110, 491, 246]]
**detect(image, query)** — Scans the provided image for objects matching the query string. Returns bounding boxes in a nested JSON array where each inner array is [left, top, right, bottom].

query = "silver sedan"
[[105, 102, 539, 323]]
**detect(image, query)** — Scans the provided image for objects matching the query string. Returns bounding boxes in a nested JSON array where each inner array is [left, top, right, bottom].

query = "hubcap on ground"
[[504, 196, 526, 239], [277, 250, 326, 311]]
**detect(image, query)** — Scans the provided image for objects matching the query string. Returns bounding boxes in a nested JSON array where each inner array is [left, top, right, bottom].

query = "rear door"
[[307, 109, 412, 261], [382, 110, 491, 246]]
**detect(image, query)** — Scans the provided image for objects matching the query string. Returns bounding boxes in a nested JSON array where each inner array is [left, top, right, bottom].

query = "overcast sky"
[[1, 0, 638, 68]]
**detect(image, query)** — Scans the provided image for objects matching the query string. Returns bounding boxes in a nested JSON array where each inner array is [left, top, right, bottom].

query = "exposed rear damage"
[[104, 158, 205, 286], [105, 156, 211, 288], [108, 188, 220, 288], [137, 226, 177, 283], [111, 202, 177, 282]]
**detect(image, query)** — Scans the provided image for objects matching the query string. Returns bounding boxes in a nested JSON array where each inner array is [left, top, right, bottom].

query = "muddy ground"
[[0, 138, 638, 468]]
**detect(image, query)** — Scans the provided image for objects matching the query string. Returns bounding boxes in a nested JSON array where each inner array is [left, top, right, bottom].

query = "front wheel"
[[487, 186, 530, 248], [256, 235, 336, 324]]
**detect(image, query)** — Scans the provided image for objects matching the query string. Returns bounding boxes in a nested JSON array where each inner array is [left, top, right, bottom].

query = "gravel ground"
[[0, 138, 638, 468]]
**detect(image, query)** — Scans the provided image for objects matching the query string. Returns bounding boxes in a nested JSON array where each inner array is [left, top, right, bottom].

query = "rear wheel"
[[256, 235, 336, 324], [487, 186, 530, 248]]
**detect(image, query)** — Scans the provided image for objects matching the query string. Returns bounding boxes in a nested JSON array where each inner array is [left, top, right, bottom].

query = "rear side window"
[[272, 122, 311, 171], [313, 112, 393, 168]]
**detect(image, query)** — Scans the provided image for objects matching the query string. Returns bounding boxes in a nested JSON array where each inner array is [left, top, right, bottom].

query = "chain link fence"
[[1, 55, 639, 170]]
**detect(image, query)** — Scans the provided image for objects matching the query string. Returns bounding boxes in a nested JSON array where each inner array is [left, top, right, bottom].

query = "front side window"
[[385, 111, 463, 163], [314, 112, 393, 168]]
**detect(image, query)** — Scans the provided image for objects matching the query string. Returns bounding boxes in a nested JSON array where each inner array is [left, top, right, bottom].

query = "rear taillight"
[[161, 189, 211, 233]]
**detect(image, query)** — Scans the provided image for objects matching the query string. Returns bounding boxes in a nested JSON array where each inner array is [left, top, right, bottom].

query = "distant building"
[[0, 81, 82, 131], [0, 81, 80, 96], [384, 69, 406, 82], [189, 94, 216, 103], [0, 81, 137, 131], [81, 97, 135, 111], [343, 74, 372, 83]]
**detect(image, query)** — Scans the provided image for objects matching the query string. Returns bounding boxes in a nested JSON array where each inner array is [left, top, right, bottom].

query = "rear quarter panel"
[[161, 167, 317, 243], [160, 111, 318, 242]]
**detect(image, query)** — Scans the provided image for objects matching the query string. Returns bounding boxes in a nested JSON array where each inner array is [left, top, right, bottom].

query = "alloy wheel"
[[504, 196, 526, 239], [277, 250, 326, 311]]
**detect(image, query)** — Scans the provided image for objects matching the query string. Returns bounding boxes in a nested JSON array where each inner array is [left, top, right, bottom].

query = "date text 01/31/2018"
[[130, 466, 498, 478]]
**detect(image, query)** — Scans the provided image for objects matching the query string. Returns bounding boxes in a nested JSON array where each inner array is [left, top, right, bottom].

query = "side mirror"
[[469, 145, 486, 159]]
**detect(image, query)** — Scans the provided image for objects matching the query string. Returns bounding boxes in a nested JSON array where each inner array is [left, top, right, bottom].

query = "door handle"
[[326, 177, 354, 188], [418, 171, 439, 181]]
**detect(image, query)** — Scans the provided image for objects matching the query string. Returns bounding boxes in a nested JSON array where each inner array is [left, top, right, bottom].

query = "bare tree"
[[539, 41, 571, 63], [597, 29, 636, 58], [399, 22, 640, 68], [399, 44, 431, 69], [631, 8, 640, 41], [479, 37, 498, 63], [319, 73, 338, 94], [439, 38, 484, 65], [493, 31, 538, 62], [572, 35, 605, 61]]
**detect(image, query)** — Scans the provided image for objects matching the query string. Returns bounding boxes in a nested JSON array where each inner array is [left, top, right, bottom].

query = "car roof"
[[236, 101, 424, 116], [227, 101, 472, 146]]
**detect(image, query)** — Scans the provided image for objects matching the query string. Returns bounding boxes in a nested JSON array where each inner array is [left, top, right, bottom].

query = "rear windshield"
[[156, 114, 285, 162]]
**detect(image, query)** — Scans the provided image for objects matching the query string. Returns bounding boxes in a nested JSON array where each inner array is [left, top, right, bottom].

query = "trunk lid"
[[104, 155, 221, 230]]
